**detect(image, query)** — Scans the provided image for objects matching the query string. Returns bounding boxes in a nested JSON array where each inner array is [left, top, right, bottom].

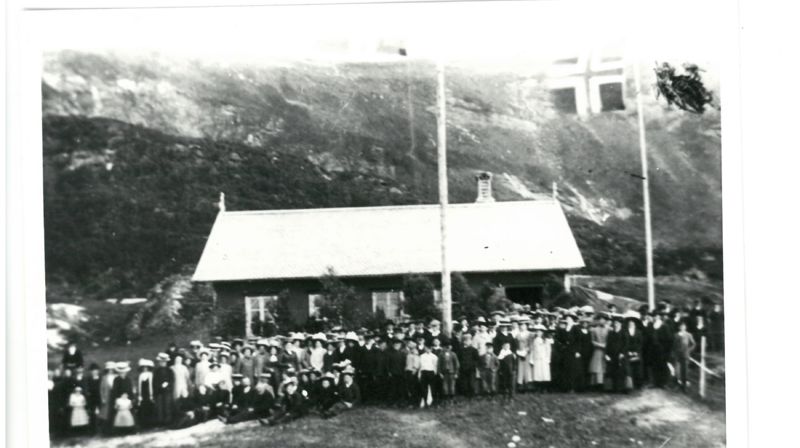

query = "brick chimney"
[[475, 172, 495, 203]]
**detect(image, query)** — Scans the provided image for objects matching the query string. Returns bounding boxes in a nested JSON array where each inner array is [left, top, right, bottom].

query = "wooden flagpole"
[[634, 61, 656, 311], [437, 60, 452, 337]]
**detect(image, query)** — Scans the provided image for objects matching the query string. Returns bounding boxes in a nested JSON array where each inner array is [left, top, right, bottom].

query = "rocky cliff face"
[[42, 50, 722, 300]]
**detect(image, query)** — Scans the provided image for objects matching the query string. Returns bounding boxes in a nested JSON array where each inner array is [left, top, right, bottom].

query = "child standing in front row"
[[68, 386, 90, 435], [497, 341, 516, 399], [480, 342, 498, 396], [113, 392, 136, 435]]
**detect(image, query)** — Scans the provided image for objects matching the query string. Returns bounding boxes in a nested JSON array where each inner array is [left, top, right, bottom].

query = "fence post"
[[699, 336, 707, 398]]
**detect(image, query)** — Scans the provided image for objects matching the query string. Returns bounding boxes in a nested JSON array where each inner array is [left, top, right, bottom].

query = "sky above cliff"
[[29, 0, 723, 75]]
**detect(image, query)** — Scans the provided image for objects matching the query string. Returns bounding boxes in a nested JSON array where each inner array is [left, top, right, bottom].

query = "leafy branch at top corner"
[[654, 62, 716, 114]]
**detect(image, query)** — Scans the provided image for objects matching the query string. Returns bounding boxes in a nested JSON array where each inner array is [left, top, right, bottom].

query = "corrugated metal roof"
[[192, 200, 584, 282]]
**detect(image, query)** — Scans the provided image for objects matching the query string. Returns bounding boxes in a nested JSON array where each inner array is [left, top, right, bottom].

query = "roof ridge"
[[220, 199, 557, 216]]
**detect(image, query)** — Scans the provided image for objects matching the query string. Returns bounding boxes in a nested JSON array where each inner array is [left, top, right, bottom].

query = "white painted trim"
[[546, 76, 589, 116]]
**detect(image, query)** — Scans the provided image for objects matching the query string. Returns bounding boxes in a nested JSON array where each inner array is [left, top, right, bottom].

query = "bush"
[[273, 289, 293, 334], [317, 267, 368, 329], [215, 305, 246, 339], [402, 274, 440, 321], [480, 281, 514, 313], [451, 272, 481, 319]]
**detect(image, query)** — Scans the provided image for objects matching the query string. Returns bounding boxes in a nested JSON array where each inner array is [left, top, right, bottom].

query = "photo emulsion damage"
[[40, 2, 725, 447]]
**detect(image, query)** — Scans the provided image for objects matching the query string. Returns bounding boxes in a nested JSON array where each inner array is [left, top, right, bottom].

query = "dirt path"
[[612, 389, 726, 447]]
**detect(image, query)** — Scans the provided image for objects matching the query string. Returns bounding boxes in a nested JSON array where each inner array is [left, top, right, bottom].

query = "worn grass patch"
[[54, 389, 725, 448]]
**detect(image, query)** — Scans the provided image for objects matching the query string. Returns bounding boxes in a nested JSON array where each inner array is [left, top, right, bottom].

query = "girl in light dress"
[[68, 386, 90, 434], [113, 392, 136, 434], [530, 325, 552, 392]]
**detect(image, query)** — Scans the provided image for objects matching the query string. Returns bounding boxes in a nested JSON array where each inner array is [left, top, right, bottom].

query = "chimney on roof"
[[475, 172, 495, 203], [218, 192, 226, 212]]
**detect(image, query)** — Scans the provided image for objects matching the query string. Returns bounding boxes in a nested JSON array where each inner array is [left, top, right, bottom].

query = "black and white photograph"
[[6, 0, 744, 446]]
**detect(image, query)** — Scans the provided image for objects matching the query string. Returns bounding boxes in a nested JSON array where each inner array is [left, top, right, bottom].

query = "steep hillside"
[[42, 51, 722, 301]]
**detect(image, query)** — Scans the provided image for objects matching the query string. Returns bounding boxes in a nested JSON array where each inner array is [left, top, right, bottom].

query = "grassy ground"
[[49, 326, 211, 370], [53, 389, 725, 448]]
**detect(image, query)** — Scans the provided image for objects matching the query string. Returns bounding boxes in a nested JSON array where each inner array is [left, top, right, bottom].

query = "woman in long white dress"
[[530, 325, 552, 391]]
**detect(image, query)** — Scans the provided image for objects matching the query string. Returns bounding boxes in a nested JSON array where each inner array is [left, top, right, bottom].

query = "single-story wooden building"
[[192, 184, 585, 337]]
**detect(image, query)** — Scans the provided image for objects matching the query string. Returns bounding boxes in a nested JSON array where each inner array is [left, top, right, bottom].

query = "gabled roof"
[[192, 200, 584, 282]]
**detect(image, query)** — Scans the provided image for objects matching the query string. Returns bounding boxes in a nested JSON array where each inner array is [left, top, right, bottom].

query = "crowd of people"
[[48, 299, 724, 439]]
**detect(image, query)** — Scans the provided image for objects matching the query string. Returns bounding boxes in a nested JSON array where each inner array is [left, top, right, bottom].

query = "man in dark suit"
[[560, 313, 584, 393], [387, 338, 407, 405], [153, 353, 175, 425], [458, 333, 480, 397]]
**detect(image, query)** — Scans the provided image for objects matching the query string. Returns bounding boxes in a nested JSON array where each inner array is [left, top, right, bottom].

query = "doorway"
[[504, 286, 544, 307]]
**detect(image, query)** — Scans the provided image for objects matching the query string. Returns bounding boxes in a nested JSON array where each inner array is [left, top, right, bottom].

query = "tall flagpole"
[[437, 59, 452, 337], [634, 61, 656, 311]]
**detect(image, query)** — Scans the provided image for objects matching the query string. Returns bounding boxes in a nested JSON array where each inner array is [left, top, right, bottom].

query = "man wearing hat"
[[358, 333, 381, 404], [458, 333, 481, 397], [647, 311, 674, 388], [559, 313, 584, 393], [262, 376, 307, 426], [605, 314, 626, 392], [387, 337, 407, 405], [84, 363, 102, 430], [153, 353, 175, 425]]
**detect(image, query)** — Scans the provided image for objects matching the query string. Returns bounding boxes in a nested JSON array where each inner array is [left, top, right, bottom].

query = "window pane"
[[600, 82, 625, 111]]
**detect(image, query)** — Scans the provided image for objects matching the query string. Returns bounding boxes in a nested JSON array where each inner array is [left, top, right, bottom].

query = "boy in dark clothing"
[[480, 342, 499, 396], [497, 341, 516, 398], [437, 341, 460, 399], [314, 373, 339, 418], [262, 377, 307, 426]]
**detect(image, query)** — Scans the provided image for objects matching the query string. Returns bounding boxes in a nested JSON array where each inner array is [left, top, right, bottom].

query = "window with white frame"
[[308, 293, 324, 318], [372, 290, 404, 320], [245, 295, 277, 338]]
